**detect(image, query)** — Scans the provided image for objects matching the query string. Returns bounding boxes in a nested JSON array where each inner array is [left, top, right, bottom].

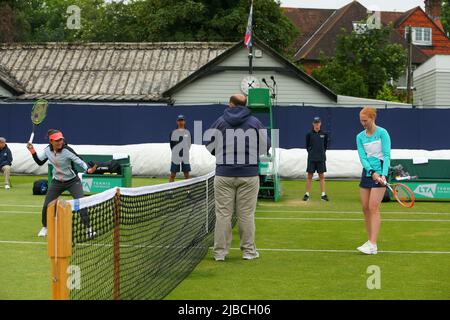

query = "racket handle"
[[29, 132, 34, 144], [385, 182, 393, 192]]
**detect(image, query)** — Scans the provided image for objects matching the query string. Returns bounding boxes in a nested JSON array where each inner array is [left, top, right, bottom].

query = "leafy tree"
[[0, 3, 23, 42], [312, 25, 407, 99], [131, 0, 208, 42], [72, 0, 139, 42], [132, 0, 298, 53], [376, 84, 401, 102], [0, 0, 104, 42], [0, 0, 298, 56]]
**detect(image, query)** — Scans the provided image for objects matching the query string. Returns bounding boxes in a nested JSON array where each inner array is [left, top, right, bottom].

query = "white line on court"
[[0, 204, 41, 208], [2, 204, 450, 216], [2, 210, 449, 222], [257, 210, 450, 215], [0, 240, 46, 245], [255, 217, 450, 222], [0, 210, 39, 214], [2, 208, 450, 217], [1, 240, 449, 255], [228, 247, 450, 255]]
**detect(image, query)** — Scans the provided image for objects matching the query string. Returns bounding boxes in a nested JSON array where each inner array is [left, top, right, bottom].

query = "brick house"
[[284, 0, 450, 77]]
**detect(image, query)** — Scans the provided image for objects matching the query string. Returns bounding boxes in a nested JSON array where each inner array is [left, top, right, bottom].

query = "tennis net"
[[51, 172, 217, 300]]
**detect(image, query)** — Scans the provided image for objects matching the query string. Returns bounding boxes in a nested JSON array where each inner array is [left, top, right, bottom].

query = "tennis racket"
[[383, 181, 415, 208], [29, 99, 48, 143]]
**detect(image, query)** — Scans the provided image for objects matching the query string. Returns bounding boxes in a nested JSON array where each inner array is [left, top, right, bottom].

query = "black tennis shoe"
[[321, 194, 329, 201], [302, 194, 309, 201]]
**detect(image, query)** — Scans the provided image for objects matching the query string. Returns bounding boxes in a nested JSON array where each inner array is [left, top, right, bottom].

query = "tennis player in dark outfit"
[[27, 129, 97, 237], [303, 117, 329, 201]]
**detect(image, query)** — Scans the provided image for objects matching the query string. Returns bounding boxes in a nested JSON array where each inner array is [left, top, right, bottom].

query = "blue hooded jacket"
[[207, 106, 271, 177]]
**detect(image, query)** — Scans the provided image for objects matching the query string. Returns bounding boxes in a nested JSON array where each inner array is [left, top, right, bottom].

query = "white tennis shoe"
[[86, 227, 96, 239], [357, 241, 378, 255], [243, 251, 260, 260], [38, 227, 47, 237]]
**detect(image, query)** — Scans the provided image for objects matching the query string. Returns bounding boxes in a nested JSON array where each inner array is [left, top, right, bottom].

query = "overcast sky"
[[279, 0, 425, 12]]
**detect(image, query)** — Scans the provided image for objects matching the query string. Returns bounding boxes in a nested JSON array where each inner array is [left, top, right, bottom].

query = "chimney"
[[425, 0, 442, 20]]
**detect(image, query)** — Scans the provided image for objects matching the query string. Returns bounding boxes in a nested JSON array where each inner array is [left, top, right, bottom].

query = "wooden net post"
[[47, 199, 72, 300]]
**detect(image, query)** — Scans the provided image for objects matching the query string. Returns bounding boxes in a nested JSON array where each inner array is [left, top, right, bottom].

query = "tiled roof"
[[164, 38, 337, 102], [283, 7, 335, 52], [392, 6, 421, 28], [294, 1, 367, 61], [0, 64, 24, 94], [380, 11, 405, 26], [0, 42, 234, 101], [434, 18, 445, 33]]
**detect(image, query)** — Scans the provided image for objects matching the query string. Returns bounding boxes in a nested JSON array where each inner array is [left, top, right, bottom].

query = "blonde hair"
[[360, 107, 377, 120]]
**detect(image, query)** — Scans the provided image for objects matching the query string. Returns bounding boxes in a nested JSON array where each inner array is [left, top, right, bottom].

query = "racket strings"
[[31, 101, 48, 125], [394, 185, 411, 202]]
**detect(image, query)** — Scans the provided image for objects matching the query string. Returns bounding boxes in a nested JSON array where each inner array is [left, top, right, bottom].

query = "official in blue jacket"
[[206, 94, 270, 261]]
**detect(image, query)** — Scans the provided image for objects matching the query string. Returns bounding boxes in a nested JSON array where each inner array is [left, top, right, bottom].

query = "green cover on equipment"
[[388, 159, 450, 200], [390, 159, 450, 181]]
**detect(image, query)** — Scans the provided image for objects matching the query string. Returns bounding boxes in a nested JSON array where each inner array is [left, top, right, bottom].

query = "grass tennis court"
[[1, 176, 449, 300]]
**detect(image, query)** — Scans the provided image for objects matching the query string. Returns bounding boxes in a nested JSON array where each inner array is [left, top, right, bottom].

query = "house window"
[[411, 27, 432, 46]]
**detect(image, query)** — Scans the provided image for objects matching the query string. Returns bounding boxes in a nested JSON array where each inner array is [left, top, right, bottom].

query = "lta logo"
[[82, 178, 93, 192], [414, 184, 437, 198]]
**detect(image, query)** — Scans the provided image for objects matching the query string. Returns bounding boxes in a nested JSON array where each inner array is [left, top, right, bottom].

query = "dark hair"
[[47, 129, 61, 137]]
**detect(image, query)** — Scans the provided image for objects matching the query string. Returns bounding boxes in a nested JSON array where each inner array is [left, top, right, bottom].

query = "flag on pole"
[[244, 0, 253, 49]]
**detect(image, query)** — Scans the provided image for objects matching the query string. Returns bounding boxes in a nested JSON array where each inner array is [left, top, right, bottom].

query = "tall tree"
[[0, 0, 298, 55], [312, 25, 407, 99], [0, 2, 23, 42], [131, 0, 298, 53]]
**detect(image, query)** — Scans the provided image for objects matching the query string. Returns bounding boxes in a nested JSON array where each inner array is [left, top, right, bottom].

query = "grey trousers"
[[1, 165, 11, 186], [42, 177, 88, 227], [213, 175, 259, 259]]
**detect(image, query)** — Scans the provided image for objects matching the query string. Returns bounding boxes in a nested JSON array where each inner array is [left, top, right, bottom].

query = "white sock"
[[305, 192, 310, 196], [369, 240, 377, 247], [322, 192, 326, 196]]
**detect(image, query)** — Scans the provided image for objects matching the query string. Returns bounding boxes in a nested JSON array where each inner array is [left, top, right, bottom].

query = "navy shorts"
[[359, 169, 386, 189], [307, 160, 326, 174], [170, 162, 191, 173]]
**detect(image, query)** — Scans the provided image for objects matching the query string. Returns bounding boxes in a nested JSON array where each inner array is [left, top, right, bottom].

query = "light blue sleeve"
[[66, 150, 88, 172], [380, 129, 391, 176], [356, 134, 373, 173], [37, 149, 48, 162]]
